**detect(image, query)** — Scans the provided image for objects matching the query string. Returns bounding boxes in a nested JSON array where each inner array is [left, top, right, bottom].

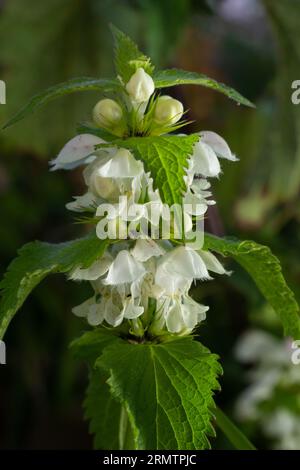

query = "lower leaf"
[[96, 336, 222, 450], [84, 371, 122, 450]]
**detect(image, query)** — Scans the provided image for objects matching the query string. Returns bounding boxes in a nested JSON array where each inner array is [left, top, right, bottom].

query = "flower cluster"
[[235, 330, 300, 449], [51, 67, 236, 337]]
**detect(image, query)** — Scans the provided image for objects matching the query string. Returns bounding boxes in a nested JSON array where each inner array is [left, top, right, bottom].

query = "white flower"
[[198, 250, 229, 275], [98, 148, 143, 178], [92, 98, 123, 128], [164, 296, 208, 333], [103, 250, 145, 286], [131, 239, 165, 262], [50, 134, 103, 171], [125, 67, 155, 103], [69, 253, 113, 281], [200, 131, 238, 161], [189, 140, 221, 178], [66, 192, 97, 212], [155, 246, 210, 295], [188, 132, 236, 180], [84, 148, 143, 201], [153, 96, 184, 125], [72, 290, 123, 327]]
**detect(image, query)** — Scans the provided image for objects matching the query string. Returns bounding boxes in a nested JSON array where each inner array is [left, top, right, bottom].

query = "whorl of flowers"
[[51, 67, 236, 338]]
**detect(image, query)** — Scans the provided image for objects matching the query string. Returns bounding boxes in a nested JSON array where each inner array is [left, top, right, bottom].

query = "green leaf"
[[71, 328, 135, 450], [204, 233, 300, 339], [77, 123, 118, 142], [0, 233, 107, 339], [214, 406, 256, 450], [153, 69, 255, 108], [103, 134, 199, 205], [97, 336, 221, 450], [71, 327, 120, 364], [2, 77, 120, 129], [84, 370, 122, 450], [111, 24, 154, 83]]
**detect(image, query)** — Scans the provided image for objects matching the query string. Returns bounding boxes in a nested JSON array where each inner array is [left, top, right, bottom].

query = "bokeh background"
[[0, 0, 300, 449]]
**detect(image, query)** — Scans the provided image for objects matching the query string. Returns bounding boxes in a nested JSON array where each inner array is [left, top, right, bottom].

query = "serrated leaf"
[[153, 69, 255, 108], [111, 24, 154, 82], [97, 336, 221, 450], [204, 233, 300, 339], [77, 123, 117, 142], [0, 233, 107, 339], [84, 370, 122, 450], [104, 134, 199, 205], [3, 77, 120, 129], [71, 327, 120, 364]]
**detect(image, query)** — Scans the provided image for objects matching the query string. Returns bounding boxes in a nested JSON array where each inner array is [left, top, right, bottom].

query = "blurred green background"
[[0, 0, 300, 449]]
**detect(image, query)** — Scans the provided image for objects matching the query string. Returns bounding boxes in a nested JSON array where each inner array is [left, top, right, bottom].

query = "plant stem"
[[215, 406, 256, 450]]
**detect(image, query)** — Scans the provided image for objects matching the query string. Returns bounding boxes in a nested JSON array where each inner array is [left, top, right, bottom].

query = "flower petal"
[[69, 254, 113, 281], [99, 148, 143, 178], [104, 250, 145, 285], [200, 131, 238, 161], [50, 134, 103, 171], [72, 296, 95, 318], [131, 239, 165, 262], [198, 250, 229, 275], [191, 140, 221, 178]]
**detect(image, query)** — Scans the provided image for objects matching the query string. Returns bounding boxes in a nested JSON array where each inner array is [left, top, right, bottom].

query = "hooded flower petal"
[[104, 250, 145, 285], [198, 250, 229, 275], [99, 148, 144, 178], [69, 253, 113, 281], [190, 140, 221, 178], [66, 192, 97, 212], [87, 302, 105, 326], [103, 298, 123, 326], [131, 239, 165, 262], [181, 297, 208, 328], [72, 296, 95, 318], [50, 134, 103, 171], [200, 131, 238, 161], [166, 301, 184, 333], [159, 246, 210, 280], [121, 298, 144, 319]]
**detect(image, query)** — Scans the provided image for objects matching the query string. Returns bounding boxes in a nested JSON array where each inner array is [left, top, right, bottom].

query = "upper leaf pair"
[[2, 26, 254, 130]]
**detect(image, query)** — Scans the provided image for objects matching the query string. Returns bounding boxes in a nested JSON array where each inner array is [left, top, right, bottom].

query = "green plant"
[[1, 26, 299, 450]]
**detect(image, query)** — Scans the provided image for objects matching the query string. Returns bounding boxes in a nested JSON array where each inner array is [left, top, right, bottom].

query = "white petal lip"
[[103, 299, 123, 327], [131, 239, 165, 262], [87, 303, 105, 326], [122, 299, 144, 319], [198, 250, 229, 275], [72, 297, 95, 318], [69, 254, 113, 281], [200, 131, 238, 161], [98, 148, 144, 178], [191, 140, 221, 178], [50, 134, 104, 170], [66, 192, 97, 212], [157, 246, 210, 281], [166, 302, 184, 333], [104, 250, 145, 285]]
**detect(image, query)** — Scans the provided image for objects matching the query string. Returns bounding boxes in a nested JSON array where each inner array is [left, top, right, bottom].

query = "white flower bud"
[[83, 159, 120, 201], [125, 67, 155, 103], [154, 96, 184, 126], [92, 99, 123, 128]]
